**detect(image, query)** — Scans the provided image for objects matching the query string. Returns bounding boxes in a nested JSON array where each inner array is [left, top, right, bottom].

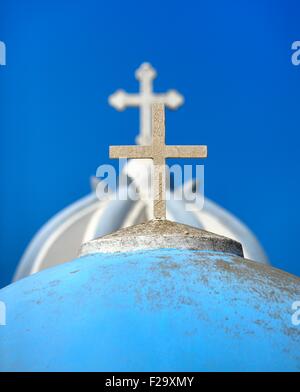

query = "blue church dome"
[[0, 220, 299, 371]]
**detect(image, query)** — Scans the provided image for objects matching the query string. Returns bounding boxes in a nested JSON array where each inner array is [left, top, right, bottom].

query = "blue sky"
[[0, 0, 299, 287]]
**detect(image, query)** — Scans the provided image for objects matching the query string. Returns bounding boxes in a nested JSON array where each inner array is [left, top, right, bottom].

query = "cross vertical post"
[[152, 104, 166, 219], [136, 63, 156, 146]]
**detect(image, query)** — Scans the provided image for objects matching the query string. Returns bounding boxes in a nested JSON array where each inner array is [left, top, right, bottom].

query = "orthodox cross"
[[110, 103, 207, 220], [108, 62, 184, 145]]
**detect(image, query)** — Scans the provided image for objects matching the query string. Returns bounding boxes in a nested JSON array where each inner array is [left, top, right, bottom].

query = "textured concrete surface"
[[79, 219, 244, 257]]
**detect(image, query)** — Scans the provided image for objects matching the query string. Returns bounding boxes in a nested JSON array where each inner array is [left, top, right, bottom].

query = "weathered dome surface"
[[1, 222, 299, 371]]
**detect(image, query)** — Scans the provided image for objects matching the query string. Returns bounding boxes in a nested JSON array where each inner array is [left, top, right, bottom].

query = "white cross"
[[108, 63, 184, 145]]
